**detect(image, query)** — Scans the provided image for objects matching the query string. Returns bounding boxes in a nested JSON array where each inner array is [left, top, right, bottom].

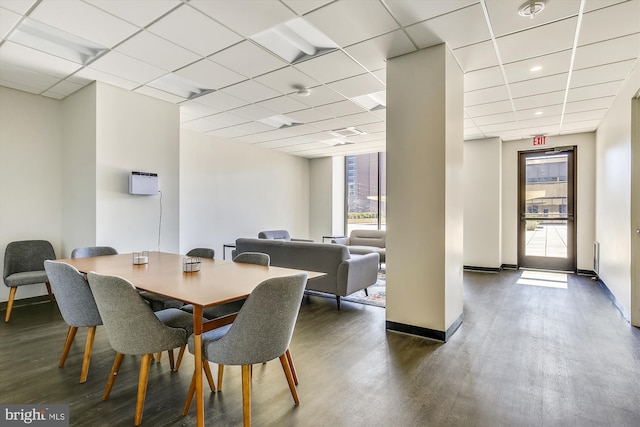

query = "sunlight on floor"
[[516, 270, 568, 289]]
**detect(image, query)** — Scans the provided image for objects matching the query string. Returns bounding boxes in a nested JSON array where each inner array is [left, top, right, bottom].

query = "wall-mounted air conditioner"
[[129, 171, 158, 195]]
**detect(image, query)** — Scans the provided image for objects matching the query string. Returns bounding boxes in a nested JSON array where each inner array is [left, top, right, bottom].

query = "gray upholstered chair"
[[3, 240, 56, 322], [140, 247, 215, 312], [44, 260, 102, 383], [87, 272, 195, 426], [258, 230, 313, 242], [183, 273, 308, 426], [71, 246, 118, 258]]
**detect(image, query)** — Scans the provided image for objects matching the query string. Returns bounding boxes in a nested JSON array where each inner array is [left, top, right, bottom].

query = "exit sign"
[[533, 135, 547, 146]]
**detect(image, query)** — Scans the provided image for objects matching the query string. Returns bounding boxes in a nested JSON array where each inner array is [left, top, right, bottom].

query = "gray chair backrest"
[[186, 248, 215, 259], [205, 273, 307, 365], [44, 261, 102, 327], [258, 230, 291, 241], [87, 272, 188, 355], [3, 240, 56, 282], [71, 246, 118, 258], [349, 230, 386, 248], [233, 252, 270, 266]]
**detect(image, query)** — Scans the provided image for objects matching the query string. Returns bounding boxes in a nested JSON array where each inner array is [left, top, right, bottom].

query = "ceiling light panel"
[[304, 0, 399, 47], [6, 17, 109, 65], [147, 73, 215, 100], [251, 17, 338, 64], [258, 114, 302, 128], [88, 51, 166, 84], [294, 50, 367, 84], [85, 0, 181, 28], [115, 31, 201, 72], [0, 41, 82, 78], [351, 91, 387, 111], [209, 41, 287, 78], [147, 5, 242, 57], [175, 59, 245, 90], [29, 0, 138, 48]]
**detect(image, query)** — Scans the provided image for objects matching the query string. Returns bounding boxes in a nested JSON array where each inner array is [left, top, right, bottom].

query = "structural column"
[[385, 44, 464, 341]]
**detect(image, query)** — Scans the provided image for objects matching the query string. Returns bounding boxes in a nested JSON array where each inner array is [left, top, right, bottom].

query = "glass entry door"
[[518, 148, 576, 271]]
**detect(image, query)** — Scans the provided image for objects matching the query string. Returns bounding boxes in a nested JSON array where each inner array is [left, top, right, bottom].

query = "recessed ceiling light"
[[352, 91, 386, 111], [518, 0, 546, 19], [530, 66, 543, 72], [330, 127, 365, 138], [251, 17, 338, 64], [320, 138, 350, 146], [535, 111, 544, 115], [7, 17, 108, 65], [295, 87, 311, 97], [148, 73, 215, 100], [258, 115, 301, 128]]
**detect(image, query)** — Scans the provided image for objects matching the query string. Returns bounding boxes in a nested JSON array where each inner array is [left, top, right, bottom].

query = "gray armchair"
[[87, 272, 195, 426], [71, 246, 118, 258], [3, 240, 56, 322], [183, 273, 308, 426], [44, 260, 102, 383], [258, 230, 314, 242]]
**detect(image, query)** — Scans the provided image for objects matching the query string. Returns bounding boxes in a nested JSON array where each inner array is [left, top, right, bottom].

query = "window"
[[345, 152, 386, 233]]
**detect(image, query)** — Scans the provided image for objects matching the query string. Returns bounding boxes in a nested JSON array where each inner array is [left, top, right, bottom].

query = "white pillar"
[[386, 44, 464, 341]]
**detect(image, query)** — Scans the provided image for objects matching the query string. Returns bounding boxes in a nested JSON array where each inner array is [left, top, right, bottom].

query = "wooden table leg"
[[194, 305, 204, 427]]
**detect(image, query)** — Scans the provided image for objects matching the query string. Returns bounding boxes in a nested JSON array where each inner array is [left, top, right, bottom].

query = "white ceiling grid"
[[0, 0, 638, 158]]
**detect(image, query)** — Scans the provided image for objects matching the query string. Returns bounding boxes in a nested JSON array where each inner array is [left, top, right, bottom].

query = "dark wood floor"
[[1, 270, 639, 426]]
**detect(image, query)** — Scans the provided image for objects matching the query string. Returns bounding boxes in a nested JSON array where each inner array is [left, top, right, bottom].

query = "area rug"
[[341, 271, 386, 308]]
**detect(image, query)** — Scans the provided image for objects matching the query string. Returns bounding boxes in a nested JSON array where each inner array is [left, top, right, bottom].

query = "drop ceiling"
[[1, 0, 638, 158]]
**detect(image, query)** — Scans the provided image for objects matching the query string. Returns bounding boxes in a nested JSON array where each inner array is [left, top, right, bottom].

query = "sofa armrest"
[[291, 238, 315, 242], [332, 237, 349, 245], [336, 252, 380, 296]]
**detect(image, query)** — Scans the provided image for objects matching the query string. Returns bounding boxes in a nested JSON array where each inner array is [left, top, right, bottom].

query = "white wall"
[[463, 137, 502, 269], [179, 129, 310, 258], [595, 64, 639, 319], [309, 156, 345, 242], [95, 83, 180, 253], [0, 87, 63, 302], [632, 95, 639, 326]]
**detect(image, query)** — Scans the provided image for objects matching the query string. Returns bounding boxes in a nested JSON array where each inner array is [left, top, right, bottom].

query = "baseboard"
[[594, 276, 631, 322], [501, 264, 518, 270], [576, 269, 596, 276], [0, 295, 52, 311], [464, 265, 501, 273], [386, 313, 463, 343]]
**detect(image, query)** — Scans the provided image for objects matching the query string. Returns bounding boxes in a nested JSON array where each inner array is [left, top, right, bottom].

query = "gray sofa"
[[258, 229, 314, 242], [235, 238, 379, 310], [333, 229, 385, 263]]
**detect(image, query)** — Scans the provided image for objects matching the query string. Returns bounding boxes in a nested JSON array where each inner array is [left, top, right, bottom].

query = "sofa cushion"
[[349, 230, 385, 248]]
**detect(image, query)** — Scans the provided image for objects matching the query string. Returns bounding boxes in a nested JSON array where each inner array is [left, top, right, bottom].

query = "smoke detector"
[[518, 0, 546, 18]]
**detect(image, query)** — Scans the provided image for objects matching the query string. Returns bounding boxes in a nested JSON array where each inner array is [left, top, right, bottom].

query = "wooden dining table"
[[55, 251, 324, 427]]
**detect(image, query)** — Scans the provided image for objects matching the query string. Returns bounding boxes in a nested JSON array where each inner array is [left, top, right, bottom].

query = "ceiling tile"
[[294, 85, 346, 107], [472, 111, 517, 126], [147, 5, 242, 56], [341, 111, 383, 127], [464, 66, 504, 92], [520, 124, 560, 137], [344, 30, 417, 71], [305, 0, 398, 47], [192, 91, 247, 111], [229, 104, 276, 121], [29, 0, 139, 48], [512, 91, 565, 110], [0, 62, 59, 92], [286, 108, 331, 123], [497, 17, 578, 64], [221, 80, 281, 103], [563, 109, 608, 123], [254, 66, 319, 94], [560, 120, 599, 133], [72, 67, 139, 90], [42, 79, 85, 98], [358, 121, 386, 134], [567, 81, 624, 102], [328, 73, 385, 98], [280, 0, 334, 15], [181, 116, 229, 132], [206, 111, 249, 127], [372, 69, 386, 84], [0, 41, 82, 78], [175, 59, 246, 89], [467, 100, 513, 117], [516, 104, 564, 121], [134, 85, 186, 103], [570, 59, 637, 88], [88, 51, 166, 84], [1, 0, 37, 15], [578, 1, 640, 47], [115, 30, 201, 71], [209, 121, 273, 139], [407, 3, 490, 50], [384, 0, 477, 27], [464, 85, 510, 107], [502, 50, 572, 84], [573, 34, 640, 69], [452, 40, 499, 72], [209, 41, 287, 78], [294, 50, 367, 84], [485, 0, 580, 38], [316, 100, 367, 117], [179, 102, 221, 119], [255, 95, 309, 114], [479, 121, 521, 133], [308, 117, 350, 131], [86, 0, 181, 27], [190, 0, 296, 37], [0, 7, 21, 39], [564, 96, 614, 114], [509, 73, 568, 99]]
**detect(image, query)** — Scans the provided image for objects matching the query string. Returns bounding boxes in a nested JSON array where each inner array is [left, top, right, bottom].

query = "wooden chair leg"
[[279, 354, 299, 405], [80, 326, 97, 383], [242, 365, 252, 427], [59, 326, 78, 368], [45, 282, 54, 302], [175, 345, 186, 371], [168, 349, 175, 371], [217, 365, 224, 391], [182, 369, 196, 416], [134, 354, 152, 426], [103, 353, 125, 400], [203, 361, 216, 392], [155, 352, 162, 363], [285, 348, 298, 385], [4, 287, 17, 322]]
